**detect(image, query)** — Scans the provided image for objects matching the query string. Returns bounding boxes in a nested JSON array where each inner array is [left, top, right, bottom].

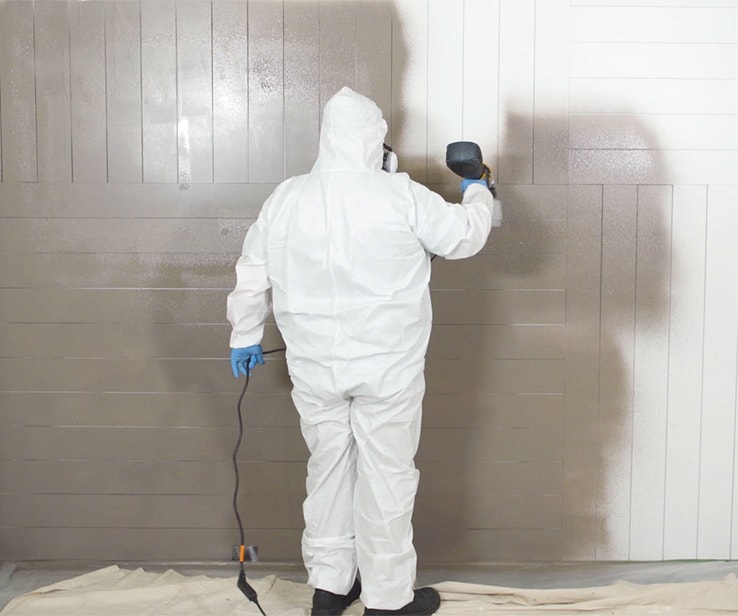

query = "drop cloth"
[[1, 565, 737, 615]]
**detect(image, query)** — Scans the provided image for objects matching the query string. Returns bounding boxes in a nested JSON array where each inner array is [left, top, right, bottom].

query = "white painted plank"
[[106, 1, 143, 183], [571, 150, 738, 186], [571, 7, 738, 42], [571, 114, 738, 151], [35, 0, 72, 183], [356, 1, 393, 140], [498, 0, 534, 184], [427, 0, 463, 183], [570, 78, 738, 115], [629, 186, 672, 561], [562, 185, 602, 560], [141, 0, 177, 183], [70, 0, 107, 183], [572, 0, 738, 7], [391, 0, 428, 182], [571, 42, 738, 79], [663, 185, 706, 560], [284, 1, 320, 177], [462, 0, 500, 180], [319, 1, 356, 108], [176, 0, 213, 183], [248, 0, 284, 182], [0, 0, 37, 182], [596, 185, 637, 561], [533, 0, 568, 184], [697, 187, 738, 559], [213, 1, 249, 183]]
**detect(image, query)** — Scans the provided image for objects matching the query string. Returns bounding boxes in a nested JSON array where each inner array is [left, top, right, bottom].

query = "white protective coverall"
[[227, 86, 499, 610]]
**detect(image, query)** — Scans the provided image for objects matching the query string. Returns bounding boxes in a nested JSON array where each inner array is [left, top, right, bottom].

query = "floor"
[[3, 559, 738, 611]]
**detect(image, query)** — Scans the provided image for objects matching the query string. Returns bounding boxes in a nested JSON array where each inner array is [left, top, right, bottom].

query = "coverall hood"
[[312, 86, 387, 172]]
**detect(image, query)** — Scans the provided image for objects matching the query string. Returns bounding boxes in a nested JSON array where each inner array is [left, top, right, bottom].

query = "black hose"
[[232, 347, 286, 616]]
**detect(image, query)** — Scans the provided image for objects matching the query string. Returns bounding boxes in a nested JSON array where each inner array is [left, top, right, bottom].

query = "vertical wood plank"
[[663, 185, 706, 560], [35, 0, 72, 183], [70, 0, 107, 183], [533, 0, 569, 184], [698, 185, 738, 559], [284, 0, 320, 177], [629, 185, 672, 560], [498, 0, 534, 185], [391, 0, 428, 182], [426, 0, 463, 183], [319, 1, 356, 110], [213, 0, 248, 183], [562, 184, 602, 560], [106, 0, 143, 183], [0, 0, 37, 182], [462, 0, 500, 180], [356, 1, 392, 139], [176, 0, 213, 183], [141, 0, 177, 183], [248, 0, 284, 182], [596, 185, 637, 560]]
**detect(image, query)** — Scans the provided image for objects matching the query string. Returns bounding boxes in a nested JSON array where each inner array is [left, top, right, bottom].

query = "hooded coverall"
[[227, 86, 498, 610]]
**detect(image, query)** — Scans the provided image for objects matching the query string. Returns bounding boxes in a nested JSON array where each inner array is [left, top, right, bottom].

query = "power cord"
[[232, 347, 286, 616]]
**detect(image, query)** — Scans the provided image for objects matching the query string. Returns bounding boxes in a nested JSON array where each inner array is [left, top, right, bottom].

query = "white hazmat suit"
[[227, 86, 499, 610]]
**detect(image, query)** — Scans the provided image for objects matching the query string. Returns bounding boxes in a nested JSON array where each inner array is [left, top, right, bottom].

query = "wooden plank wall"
[[1, 0, 737, 564]]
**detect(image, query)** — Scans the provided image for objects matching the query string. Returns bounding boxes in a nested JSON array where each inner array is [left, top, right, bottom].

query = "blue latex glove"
[[231, 345, 264, 378], [461, 178, 488, 192]]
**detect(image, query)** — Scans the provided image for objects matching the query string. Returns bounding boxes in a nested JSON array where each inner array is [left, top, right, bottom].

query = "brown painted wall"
[[4, 0, 733, 564]]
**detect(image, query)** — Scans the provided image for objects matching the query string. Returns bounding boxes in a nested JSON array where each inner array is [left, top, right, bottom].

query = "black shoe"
[[312, 577, 362, 616], [364, 587, 441, 615]]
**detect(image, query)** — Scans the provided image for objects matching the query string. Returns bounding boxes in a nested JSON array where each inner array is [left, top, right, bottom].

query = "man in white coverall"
[[227, 87, 500, 616]]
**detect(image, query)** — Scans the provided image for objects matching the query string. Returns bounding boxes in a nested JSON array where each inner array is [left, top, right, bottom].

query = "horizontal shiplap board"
[[428, 324, 565, 360], [571, 0, 738, 5], [570, 114, 738, 150], [0, 391, 299, 429], [421, 460, 563, 496], [1, 288, 562, 325], [0, 357, 564, 396], [422, 393, 564, 429], [0, 218, 249, 253], [0, 183, 273, 218], [570, 42, 738, 79], [0, 357, 291, 394], [0, 253, 237, 289], [414, 528, 562, 562], [0, 323, 275, 359], [0, 492, 304, 529], [431, 253, 567, 291], [0, 289, 231, 323], [570, 78, 738, 115], [0, 251, 565, 293], [0, 425, 307, 462], [433, 290, 566, 325], [0, 323, 561, 360], [416, 491, 562, 529], [570, 149, 738, 184], [0, 527, 302, 561], [571, 7, 738, 42], [419, 426, 563, 463], [0, 218, 558, 257], [0, 459, 304, 497]]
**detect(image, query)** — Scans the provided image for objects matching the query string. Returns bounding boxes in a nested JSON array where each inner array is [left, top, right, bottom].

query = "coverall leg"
[[292, 379, 359, 597], [350, 371, 425, 610]]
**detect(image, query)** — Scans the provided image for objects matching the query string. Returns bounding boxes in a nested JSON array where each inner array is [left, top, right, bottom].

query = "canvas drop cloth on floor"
[[1, 565, 737, 615]]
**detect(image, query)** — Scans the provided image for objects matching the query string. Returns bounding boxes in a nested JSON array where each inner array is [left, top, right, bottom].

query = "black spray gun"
[[445, 141, 497, 198]]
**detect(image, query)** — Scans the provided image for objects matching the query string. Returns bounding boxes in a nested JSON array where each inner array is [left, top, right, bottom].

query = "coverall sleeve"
[[226, 210, 273, 348], [410, 181, 500, 260]]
